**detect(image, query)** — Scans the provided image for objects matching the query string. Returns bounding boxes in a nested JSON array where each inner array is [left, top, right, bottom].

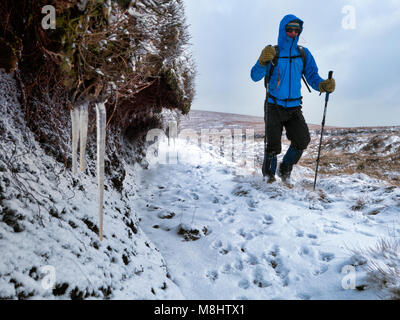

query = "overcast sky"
[[183, 0, 400, 127]]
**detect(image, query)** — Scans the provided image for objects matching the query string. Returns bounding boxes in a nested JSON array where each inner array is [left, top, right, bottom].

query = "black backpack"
[[264, 45, 311, 93]]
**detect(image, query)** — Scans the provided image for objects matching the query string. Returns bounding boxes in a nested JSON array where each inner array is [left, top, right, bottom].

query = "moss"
[[0, 37, 20, 73], [182, 102, 191, 115], [82, 217, 99, 235], [53, 283, 69, 296], [70, 287, 85, 300]]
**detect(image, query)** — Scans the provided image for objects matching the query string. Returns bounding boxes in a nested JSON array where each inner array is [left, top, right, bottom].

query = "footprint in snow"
[[286, 216, 301, 222], [296, 230, 304, 237], [269, 245, 280, 257], [234, 259, 244, 271], [253, 267, 272, 288], [331, 224, 347, 232], [313, 264, 329, 276], [263, 214, 274, 226], [211, 240, 223, 249], [218, 168, 230, 175], [264, 248, 290, 282], [319, 252, 335, 262], [206, 270, 218, 282], [146, 204, 160, 211], [157, 211, 176, 219], [297, 293, 311, 300], [217, 211, 237, 224], [237, 228, 254, 240], [323, 228, 341, 235], [220, 263, 233, 274], [226, 217, 236, 224], [299, 246, 314, 257], [238, 279, 250, 290], [246, 199, 258, 210], [191, 193, 199, 200], [237, 228, 246, 237], [245, 253, 259, 266], [219, 243, 233, 255]]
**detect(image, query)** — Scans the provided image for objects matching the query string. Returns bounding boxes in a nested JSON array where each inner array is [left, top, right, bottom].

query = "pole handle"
[[319, 71, 334, 96], [325, 71, 334, 102]]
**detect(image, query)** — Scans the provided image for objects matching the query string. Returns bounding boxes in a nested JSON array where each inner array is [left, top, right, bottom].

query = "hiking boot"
[[262, 152, 277, 181], [278, 162, 292, 183], [266, 174, 276, 184]]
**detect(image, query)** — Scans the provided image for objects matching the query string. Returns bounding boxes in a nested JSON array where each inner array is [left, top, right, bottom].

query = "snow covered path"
[[134, 139, 400, 300]]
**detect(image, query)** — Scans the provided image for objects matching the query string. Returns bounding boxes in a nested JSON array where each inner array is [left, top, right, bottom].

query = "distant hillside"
[[178, 110, 400, 186], [179, 110, 340, 135]]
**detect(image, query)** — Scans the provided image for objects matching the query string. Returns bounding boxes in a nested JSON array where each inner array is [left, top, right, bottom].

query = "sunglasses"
[[286, 27, 301, 33]]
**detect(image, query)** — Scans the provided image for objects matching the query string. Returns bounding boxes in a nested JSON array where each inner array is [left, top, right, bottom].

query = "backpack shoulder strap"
[[264, 45, 279, 89], [298, 45, 312, 93], [297, 45, 306, 74]]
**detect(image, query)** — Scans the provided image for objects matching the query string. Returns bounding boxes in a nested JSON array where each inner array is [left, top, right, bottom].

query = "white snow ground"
[[135, 138, 400, 300], [1, 71, 399, 299]]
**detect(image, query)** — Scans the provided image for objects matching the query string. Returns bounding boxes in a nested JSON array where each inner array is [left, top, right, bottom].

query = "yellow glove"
[[258, 46, 276, 66], [319, 78, 336, 93]]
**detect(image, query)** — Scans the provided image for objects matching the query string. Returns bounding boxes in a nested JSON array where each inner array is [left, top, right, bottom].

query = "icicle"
[[96, 102, 106, 241], [71, 107, 80, 175], [168, 121, 177, 164], [79, 102, 89, 172]]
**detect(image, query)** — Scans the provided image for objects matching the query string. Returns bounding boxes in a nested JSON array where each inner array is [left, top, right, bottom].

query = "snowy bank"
[[0, 72, 183, 299]]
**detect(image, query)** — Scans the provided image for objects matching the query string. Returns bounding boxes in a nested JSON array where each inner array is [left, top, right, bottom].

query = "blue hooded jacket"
[[251, 14, 324, 108]]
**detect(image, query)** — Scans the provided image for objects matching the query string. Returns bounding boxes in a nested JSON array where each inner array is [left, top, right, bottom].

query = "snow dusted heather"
[[0, 72, 183, 299], [135, 129, 400, 300]]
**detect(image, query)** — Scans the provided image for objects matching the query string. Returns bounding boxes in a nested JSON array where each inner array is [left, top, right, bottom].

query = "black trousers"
[[264, 102, 311, 155]]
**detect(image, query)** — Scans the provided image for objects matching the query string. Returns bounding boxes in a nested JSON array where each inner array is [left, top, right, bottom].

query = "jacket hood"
[[278, 14, 304, 49]]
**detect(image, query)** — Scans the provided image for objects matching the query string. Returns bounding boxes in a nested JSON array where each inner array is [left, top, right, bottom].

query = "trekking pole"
[[262, 82, 269, 180], [313, 71, 334, 191]]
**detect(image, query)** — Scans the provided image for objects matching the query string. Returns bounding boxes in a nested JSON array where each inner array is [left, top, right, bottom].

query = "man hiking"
[[251, 14, 335, 184]]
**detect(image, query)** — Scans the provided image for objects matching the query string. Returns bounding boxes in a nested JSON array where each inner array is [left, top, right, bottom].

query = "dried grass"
[[352, 238, 400, 300], [299, 132, 400, 186]]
